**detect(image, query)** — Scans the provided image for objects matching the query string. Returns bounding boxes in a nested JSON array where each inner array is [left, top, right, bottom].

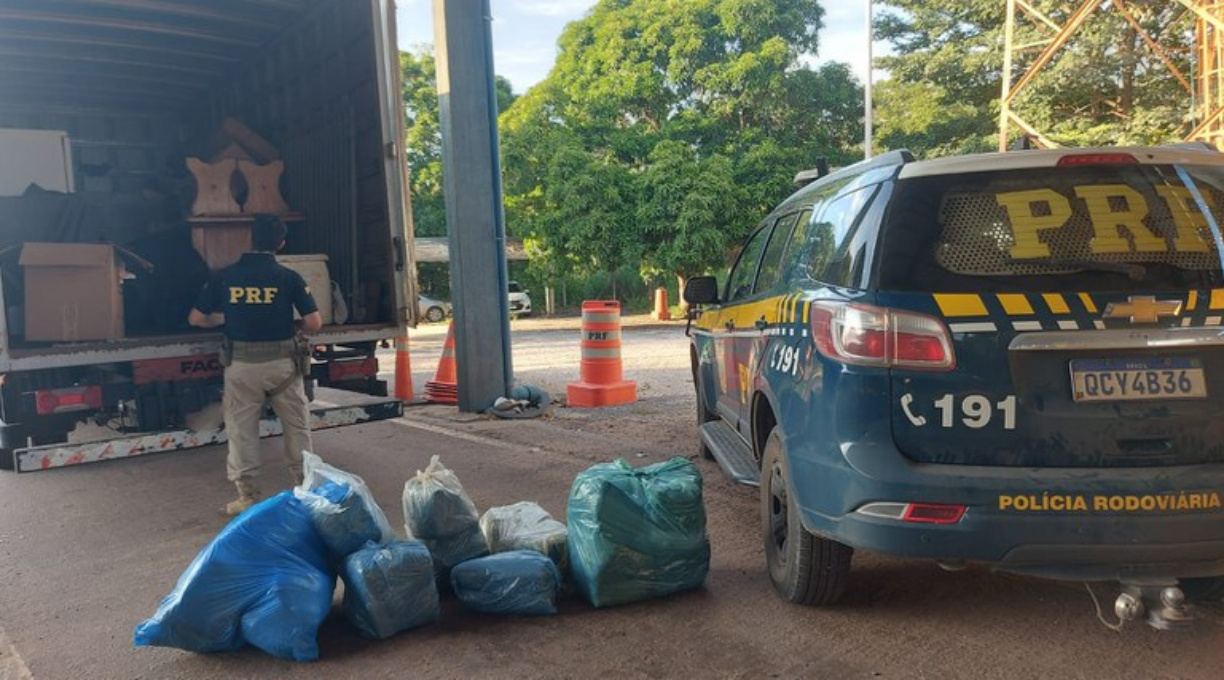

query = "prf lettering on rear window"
[[994, 184, 1214, 258], [229, 286, 279, 304], [997, 492, 1222, 512]]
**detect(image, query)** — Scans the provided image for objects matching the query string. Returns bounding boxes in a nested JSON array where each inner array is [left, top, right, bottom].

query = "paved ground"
[[2, 315, 1223, 679]]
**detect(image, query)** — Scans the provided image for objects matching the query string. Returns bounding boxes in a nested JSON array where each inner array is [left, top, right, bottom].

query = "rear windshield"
[[877, 163, 1224, 292]]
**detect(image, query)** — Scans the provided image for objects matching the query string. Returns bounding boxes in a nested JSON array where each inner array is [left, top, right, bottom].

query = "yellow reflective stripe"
[[1187, 291, 1198, 312], [934, 294, 988, 317], [996, 294, 1034, 316], [802, 301, 810, 324], [1043, 293, 1070, 315], [1212, 289, 1224, 310], [1078, 293, 1098, 314]]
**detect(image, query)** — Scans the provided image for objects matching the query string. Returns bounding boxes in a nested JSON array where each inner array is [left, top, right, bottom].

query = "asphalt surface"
[[2, 315, 1224, 679]]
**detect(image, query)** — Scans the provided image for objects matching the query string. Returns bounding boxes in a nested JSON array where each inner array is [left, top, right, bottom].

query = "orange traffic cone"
[[425, 321, 458, 404], [567, 300, 637, 407], [394, 335, 414, 401]]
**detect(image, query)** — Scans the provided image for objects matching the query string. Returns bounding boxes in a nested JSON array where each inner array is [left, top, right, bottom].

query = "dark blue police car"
[[684, 146, 1224, 627]]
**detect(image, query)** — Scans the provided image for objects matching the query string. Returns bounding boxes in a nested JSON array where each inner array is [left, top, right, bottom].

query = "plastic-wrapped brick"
[[567, 457, 710, 608], [480, 501, 568, 570], [402, 456, 488, 575], [295, 451, 396, 560], [450, 550, 561, 615], [341, 540, 440, 639], [133, 492, 335, 662]]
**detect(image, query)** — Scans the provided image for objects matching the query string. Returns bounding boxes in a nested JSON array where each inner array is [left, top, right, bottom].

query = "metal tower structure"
[[999, 1, 1224, 151], [1192, 1, 1224, 148]]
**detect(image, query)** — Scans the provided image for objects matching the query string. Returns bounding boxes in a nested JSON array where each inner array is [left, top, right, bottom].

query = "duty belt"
[[229, 339, 297, 363]]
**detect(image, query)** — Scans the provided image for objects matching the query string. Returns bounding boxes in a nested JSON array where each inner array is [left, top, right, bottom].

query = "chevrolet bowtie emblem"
[[1102, 296, 1182, 324]]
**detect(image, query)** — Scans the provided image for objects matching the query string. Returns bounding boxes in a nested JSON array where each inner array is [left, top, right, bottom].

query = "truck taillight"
[[328, 357, 378, 382], [35, 386, 103, 415], [810, 302, 956, 371]]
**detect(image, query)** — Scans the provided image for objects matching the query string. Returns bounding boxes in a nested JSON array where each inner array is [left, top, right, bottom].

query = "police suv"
[[684, 146, 1224, 627]]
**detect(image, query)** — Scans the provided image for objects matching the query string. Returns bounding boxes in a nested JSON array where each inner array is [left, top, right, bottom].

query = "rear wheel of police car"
[[761, 430, 852, 605]]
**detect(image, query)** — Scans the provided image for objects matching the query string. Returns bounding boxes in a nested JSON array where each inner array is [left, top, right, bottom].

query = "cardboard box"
[[20, 243, 129, 342]]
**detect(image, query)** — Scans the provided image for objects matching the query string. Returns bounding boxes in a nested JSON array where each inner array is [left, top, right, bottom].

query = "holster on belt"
[[226, 337, 312, 398]]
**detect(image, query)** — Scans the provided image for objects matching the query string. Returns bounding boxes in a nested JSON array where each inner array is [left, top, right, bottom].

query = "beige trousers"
[[223, 357, 312, 483]]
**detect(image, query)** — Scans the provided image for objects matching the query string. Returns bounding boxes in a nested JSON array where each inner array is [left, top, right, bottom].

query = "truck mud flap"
[[1, 399, 404, 473]]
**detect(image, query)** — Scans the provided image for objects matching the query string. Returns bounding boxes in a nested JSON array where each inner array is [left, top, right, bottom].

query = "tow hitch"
[[1112, 582, 1194, 631]]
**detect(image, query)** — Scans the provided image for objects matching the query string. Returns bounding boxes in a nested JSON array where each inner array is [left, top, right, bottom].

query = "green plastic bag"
[[567, 457, 710, 608]]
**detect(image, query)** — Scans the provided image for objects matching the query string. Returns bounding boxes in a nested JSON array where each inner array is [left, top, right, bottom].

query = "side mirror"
[[683, 276, 719, 306]]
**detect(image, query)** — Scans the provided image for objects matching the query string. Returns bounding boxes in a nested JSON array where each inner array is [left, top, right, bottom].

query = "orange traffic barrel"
[[394, 335, 415, 401], [567, 300, 636, 408], [425, 321, 458, 404], [651, 287, 671, 320]]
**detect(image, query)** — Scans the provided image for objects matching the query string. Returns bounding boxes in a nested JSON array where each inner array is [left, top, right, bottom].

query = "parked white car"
[[418, 295, 451, 323], [508, 281, 532, 316]]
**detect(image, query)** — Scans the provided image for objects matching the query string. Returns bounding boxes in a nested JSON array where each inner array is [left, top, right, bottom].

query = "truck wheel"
[[761, 430, 852, 605], [693, 354, 716, 460], [1180, 577, 1224, 602]]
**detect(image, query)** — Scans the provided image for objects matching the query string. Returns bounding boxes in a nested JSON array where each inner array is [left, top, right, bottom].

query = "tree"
[[499, 0, 864, 296], [874, 0, 1193, 157], [401, 50, 517, 238]]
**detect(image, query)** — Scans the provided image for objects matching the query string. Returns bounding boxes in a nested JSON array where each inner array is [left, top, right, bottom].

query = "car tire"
[[1180, 576, 1224, 602], [693, 354, 716, 460], [425, 306, 445, 323], [761, 429, 852, 605]]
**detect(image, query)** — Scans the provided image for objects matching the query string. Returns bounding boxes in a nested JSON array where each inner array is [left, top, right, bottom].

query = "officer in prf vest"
[[189, 215, 322, 516]]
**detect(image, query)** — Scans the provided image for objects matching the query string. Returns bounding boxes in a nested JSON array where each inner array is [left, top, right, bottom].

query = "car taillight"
[[855, 501, 967, 525], [810, 302, 955, 371], [35, 386, 103, 416], [902, 503, 967, 524]]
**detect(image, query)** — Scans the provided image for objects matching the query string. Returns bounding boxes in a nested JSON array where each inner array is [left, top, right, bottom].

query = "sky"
[[395, 0, 884, 95]]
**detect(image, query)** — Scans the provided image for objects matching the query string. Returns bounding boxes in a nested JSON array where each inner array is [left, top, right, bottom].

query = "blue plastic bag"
[[133, 492, 336, 662], [295, 451, 396, 560], [341, 540, 440, 639], [450, 550, 561, 615], [567, 457, 710, 608]]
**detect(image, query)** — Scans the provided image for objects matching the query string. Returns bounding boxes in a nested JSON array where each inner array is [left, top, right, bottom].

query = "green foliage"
[[401, 51, 445, 238], [401, 49, 519, 298], [875, 0, 1193, 157], [500, 0, 863, 289], [401, 50, 518, 239]]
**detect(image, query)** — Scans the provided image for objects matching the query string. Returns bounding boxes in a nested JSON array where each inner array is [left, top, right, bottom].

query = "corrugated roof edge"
[[899, 145, 1224, 179]]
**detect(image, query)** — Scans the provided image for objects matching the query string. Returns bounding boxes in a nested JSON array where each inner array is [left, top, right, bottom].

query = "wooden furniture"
[[186, 158, 239, 216], [238, 159, 290, 214], [189, 214, 304, 271]]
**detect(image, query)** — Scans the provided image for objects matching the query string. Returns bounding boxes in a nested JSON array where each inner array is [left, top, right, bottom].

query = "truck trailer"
[[0, 0, 417, 471]]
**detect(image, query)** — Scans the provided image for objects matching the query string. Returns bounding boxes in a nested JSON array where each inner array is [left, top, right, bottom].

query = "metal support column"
[[432, 0, 513, 411]]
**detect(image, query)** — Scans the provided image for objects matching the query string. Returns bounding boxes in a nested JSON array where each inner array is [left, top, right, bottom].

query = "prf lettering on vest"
[[229, 286, 280, 304], [995, 184, 1213, 258]]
